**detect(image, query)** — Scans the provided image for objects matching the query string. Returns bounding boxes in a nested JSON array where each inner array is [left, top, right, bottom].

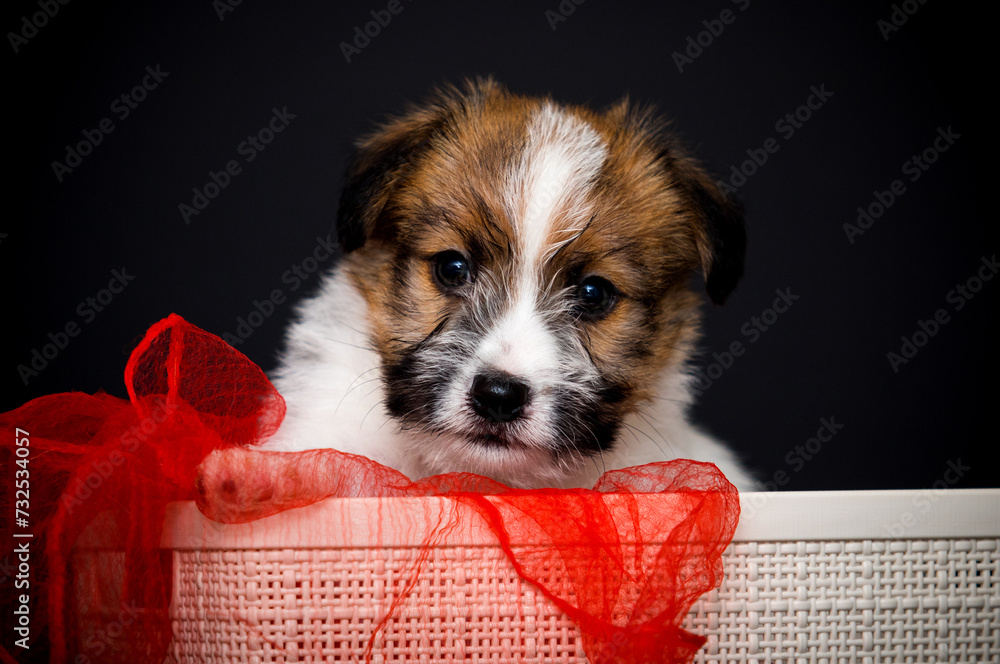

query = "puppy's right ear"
[[336, 109, 445, 253]]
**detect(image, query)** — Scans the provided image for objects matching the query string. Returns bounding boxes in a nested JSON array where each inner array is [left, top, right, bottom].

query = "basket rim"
[[157, 489, 1000, 550]]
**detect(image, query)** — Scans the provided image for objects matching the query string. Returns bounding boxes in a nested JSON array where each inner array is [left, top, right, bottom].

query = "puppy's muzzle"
[[470, 372, 530, 423]]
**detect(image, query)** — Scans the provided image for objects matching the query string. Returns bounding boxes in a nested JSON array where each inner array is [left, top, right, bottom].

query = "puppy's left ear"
[[623, 102, 747, 305], [678, 162, 747, 305]]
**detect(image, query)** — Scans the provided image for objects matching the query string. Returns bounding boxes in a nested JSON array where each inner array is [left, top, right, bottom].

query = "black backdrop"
[[5, 0, 994, 490]]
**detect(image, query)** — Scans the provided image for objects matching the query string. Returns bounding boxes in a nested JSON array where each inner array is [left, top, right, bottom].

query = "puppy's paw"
[[195, 447, 277, 523]]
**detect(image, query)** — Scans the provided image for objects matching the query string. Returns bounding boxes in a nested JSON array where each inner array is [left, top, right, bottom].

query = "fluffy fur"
[[260, 79, 758, 491]]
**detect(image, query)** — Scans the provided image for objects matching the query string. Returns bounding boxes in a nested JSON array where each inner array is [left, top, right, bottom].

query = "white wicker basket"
[[162, 489, 1000, 663]]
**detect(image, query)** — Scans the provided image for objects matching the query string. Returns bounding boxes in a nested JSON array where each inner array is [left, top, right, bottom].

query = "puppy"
[[259, 79, 758, 491]]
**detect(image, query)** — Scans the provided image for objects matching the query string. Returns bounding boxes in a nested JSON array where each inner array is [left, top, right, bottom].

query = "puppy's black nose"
[[470, 373, 530, 423]]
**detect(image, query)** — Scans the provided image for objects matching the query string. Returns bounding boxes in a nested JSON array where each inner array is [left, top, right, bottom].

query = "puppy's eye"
[[433, 251, 473, 289], [575, 276, 617, 317]]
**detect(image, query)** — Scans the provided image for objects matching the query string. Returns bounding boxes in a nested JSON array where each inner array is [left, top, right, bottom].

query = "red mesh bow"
[[0, 314, 738, 663]]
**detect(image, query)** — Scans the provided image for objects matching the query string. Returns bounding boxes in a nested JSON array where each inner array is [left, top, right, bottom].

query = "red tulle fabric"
[[1, 314, 739, 664]]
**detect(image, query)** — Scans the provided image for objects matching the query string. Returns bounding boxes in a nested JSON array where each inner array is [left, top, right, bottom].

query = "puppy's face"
[[338, 80, 744, 486]]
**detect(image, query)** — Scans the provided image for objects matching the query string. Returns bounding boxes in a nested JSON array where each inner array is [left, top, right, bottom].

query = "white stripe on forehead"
[[513, 103, 608, 268], [470, 104, 607, 379]]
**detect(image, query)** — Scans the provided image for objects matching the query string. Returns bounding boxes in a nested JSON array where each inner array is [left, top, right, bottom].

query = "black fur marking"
[[383, 349, 438, 423], [552, 393, 621, 456], [686, 182, 746, 305], [541, 375, 633, 457]]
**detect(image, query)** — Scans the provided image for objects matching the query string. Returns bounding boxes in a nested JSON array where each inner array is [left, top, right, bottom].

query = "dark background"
[[4, 0, 994, 490]]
